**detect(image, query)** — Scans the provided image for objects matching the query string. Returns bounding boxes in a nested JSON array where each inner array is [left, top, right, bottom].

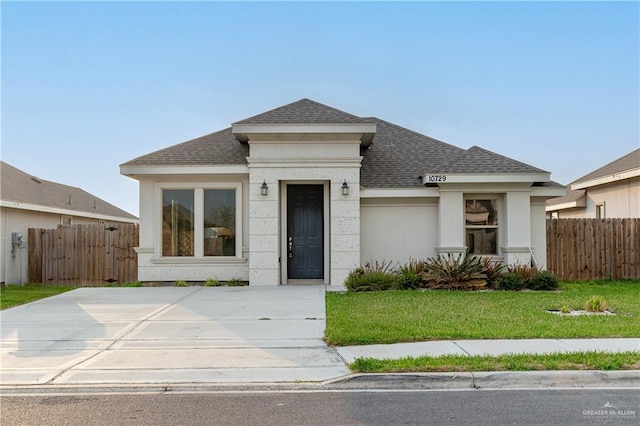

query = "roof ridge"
[[232, 98, 369, 125]]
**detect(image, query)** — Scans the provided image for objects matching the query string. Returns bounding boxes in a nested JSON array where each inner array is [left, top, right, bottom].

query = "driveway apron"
[[1, 286, 349, 385]]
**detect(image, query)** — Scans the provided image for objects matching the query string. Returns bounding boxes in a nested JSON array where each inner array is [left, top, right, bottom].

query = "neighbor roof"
[[0, 161, 137, 221], [122, 99, 551, 188], [571, 148, 640, 186]]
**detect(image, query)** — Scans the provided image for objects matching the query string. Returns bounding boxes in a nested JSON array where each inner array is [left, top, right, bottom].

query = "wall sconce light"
[[341, 180, 349, 196], [261, 180, 268, 196]]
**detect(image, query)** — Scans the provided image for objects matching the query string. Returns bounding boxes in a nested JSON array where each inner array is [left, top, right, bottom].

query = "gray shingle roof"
[[1, 161, 137, 220], [233, 98, 373, 125], [122, 99, 552, 188], [427, 146, 548, 175], [121, 128, 249, 166], [546, 189, 586, 208], [571, 148, 640, 185]]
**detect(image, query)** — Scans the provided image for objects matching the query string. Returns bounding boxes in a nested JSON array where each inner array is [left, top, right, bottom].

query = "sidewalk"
[[335, 338, 640, 363]]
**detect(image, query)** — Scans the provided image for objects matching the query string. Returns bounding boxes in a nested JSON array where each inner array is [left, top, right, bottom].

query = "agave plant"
[[421, 254, 487, 290], [397, 258, 427, 289], [479, 257, 506, 289]]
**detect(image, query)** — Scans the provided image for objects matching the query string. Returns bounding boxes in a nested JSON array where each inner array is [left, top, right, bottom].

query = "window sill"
[[150, 257, 248, 265]]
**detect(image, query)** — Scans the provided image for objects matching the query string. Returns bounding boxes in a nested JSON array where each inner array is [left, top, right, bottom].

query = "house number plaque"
[[427, 175, 447, 182]]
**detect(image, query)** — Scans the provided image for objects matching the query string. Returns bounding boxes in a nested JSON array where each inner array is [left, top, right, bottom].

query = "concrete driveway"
[[1, 286, 349, 385]]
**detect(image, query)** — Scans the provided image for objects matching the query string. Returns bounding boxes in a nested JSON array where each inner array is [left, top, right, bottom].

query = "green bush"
[[174, 280, 189, 287], [397, 258, 426, 290], [585, 295, 608, 312], [496, 273, 525, 291], [507, 263, 538, 285], [344, 267, 397, 292], [527, 271, 559, 291], [420, 254, 487, 291]]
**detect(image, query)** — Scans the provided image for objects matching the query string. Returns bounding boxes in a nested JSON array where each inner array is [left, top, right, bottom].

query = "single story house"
[[120, 99, 564, 288], [546, 148, 639, 219], [0, 161, 138, 284]]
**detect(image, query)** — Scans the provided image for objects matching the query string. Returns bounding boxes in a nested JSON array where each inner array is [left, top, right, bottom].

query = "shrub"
[[344, 267, 397, 292], [527, 271, 559, 291], [227, 278, 246, 287], [205, 278, 221, 287], [496, 273, 525, 291], [585, 295, 608, 312], [561, 304, 572, 314], [397, 258, 427, 290], [479, 258, 506, 289], [507, 263, 539, 285], [421, 254, 487, 290], [174, 280, 189, 287], [362, 259, 397, 274]]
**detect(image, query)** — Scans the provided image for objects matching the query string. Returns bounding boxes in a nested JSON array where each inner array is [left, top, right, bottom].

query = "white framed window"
[[596, 202, 605, 219], [465, 198, 499, 255], [61, 216, 72, 225], [157, 182, 242, 258]]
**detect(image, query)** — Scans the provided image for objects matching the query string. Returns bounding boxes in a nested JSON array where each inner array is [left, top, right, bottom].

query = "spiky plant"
[[421, 254, 487, 290]]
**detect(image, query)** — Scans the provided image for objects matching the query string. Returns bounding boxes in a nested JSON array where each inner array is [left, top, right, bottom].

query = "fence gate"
[[28, 224, 138, 286]]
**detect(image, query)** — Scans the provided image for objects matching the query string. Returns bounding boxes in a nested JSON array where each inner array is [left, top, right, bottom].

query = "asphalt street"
[[2, 388, 638, 426]]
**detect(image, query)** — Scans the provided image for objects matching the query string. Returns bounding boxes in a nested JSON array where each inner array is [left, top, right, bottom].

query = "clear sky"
[[2, 1, 638, 216]]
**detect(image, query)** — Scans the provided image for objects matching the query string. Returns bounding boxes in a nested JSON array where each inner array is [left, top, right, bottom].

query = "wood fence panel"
[[27, 224, 138, 286], [547, 218, 640, 281]]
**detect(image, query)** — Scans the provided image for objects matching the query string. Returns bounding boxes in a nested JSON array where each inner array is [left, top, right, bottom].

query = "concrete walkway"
[[335, 338, 640, 364], [1, 287, 349, 385]]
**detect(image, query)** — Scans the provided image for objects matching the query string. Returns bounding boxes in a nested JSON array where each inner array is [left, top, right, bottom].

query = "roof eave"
[[570, 168, 640, 190], [231, 123, 377, 147], [421, 172, 551, 185], [120, 164, 249, 178]]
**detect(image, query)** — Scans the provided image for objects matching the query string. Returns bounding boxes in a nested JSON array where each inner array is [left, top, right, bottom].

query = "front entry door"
[[287, 185, 324, 280]]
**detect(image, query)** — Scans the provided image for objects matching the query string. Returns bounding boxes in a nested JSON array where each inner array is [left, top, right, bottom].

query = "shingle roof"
[[122, 99, 552, 188], [427, 146, 548, 175], [1, 161, 137, 220], [121, 128, 249, 166], [360, 118, 464, 188], [571, 148, 640, 185], [233, 98, 373, 125], [546, 189, 586, 208]]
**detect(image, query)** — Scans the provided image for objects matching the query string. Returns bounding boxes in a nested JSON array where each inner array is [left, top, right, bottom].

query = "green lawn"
[[0, 284, 76, 310], [325, 281, 640, 346], [351, 351, 640, 373]]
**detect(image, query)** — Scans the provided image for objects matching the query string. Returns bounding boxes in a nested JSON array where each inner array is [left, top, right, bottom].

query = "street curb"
[[322, 370, 640, 390], [1, 371, 638, 395]]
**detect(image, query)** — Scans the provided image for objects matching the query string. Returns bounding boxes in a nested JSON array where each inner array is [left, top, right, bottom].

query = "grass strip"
[[326, 281, 640, 345], [350, 351, 640, 373], [0, 284, 76, 310]]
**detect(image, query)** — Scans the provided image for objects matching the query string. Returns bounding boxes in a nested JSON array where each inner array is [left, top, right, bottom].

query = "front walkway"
[[1, 287, 349, 385]]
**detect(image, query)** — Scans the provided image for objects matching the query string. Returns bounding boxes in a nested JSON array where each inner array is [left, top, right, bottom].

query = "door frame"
[[280, 181, 330, 284]]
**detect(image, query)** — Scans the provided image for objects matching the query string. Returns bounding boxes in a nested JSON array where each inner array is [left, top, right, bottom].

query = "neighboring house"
[[120, 99, 564, 288], [546, 148, 640, 219], [0, 161, 138, 284]]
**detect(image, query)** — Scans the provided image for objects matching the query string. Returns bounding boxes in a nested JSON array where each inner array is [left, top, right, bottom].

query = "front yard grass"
[[351, 351, 640, 373], [325, 281, 640, 346], [1, 284, 76, 310]]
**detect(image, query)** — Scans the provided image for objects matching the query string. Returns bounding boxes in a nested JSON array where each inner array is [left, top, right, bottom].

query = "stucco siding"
[[360, 198, 439, 265]]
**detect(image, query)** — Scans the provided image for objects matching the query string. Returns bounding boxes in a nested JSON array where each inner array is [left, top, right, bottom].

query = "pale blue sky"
[[2, 1, 639, 216]]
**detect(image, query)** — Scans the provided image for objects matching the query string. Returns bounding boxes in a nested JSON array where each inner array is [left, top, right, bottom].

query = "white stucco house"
[[1, 161, 138, 284], [120, 99, 564, 288], [546, 148, 639, 219]]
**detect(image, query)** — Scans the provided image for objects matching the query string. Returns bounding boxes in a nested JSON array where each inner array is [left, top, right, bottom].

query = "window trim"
[[596, 202, 606, 219], [155, 182, 242, 260]]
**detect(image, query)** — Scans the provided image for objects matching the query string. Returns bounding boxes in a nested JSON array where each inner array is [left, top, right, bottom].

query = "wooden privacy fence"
[[28, 224, 138, 286], [547, 218, 639, 281]]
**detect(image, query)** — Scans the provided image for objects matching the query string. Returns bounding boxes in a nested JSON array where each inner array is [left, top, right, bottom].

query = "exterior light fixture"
[[260, 180, 268, 196], [341, 180, 349, 196]]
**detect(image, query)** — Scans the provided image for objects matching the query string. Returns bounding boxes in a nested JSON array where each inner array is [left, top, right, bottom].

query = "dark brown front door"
[[287, 185, 324, 280]]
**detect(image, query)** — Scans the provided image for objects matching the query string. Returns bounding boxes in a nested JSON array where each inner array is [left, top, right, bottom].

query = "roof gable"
[[1, 161, 137, 220]]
